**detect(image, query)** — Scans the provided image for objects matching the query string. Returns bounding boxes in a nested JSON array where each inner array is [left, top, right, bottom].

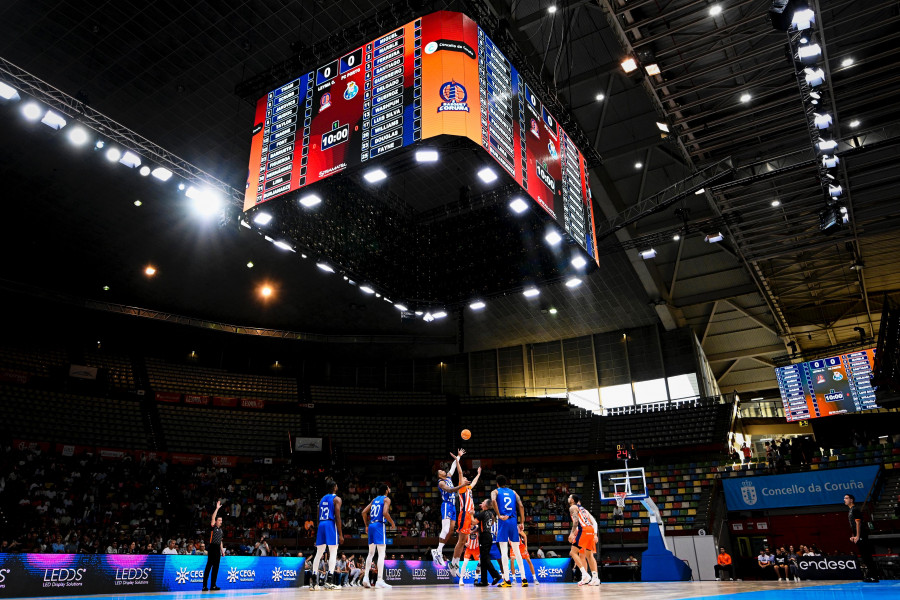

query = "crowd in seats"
[[462, 410, 593, 457], [316, 414, 447, 456], [511, 471, 585, 534], [157, 406, 302, 456], [146, 358, 297, 401], [602, 403, 730, 451], [83, 351, 135, 390], [310, 386, 446, 406], [0, 384, 148, 448], [0, 345, 68, 379]]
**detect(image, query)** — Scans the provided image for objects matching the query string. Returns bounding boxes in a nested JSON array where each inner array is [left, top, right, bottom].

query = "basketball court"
[[15, 581, 900, 600]]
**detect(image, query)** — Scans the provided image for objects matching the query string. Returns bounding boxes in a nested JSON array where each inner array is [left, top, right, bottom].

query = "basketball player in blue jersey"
[[362, 483, 396, 589], [310, 479, 343, 591], [431, 449, 470, 566], [491, 474, 529, 587]]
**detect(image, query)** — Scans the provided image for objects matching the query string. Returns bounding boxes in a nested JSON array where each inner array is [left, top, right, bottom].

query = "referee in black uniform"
[[203, 500, 225, 591], [473, 499, 502, 586], [844, 494, 879, 582]]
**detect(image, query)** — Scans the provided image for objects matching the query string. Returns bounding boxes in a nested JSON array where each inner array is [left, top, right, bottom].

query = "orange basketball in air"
[[461, 429, 472, 440]]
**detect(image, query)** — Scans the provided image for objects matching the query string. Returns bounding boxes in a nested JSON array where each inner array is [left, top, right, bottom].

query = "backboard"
[[598, 467, 647, 501]]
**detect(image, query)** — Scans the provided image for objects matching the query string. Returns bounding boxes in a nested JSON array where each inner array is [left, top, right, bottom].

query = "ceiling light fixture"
[[415, 149, 439, 163], [246, 261, 254, 268], [260, 285, 273, 298], [119, 151, 142, 168], [841, 57, 854, 67], [21, 102, 42, 121], [771, 199, 781, 207], [359, 285, 375, 294], [595, 93, 605, 102], [705, 232, 725, 243], [253, 212, 273, 225], [67, 127, 89, 146], [565, 277, 582, 288], [316, 262, 335, 273], [363, 168, 387, 183], [639, 249, 657, 260], [432, 311, 448, 319], [151, 167, 173, 181], [571, 255, 588, 269], [545, 231, 562, 245], [469, 301, 486, 310], [740, 93, 751, 103], [655, 122, 669, 133], [523, 288, 540, 298], [645, 63, 661, 76], [798, 44, 822, 59], [299, 193, 322, 207], [509, 198, 529, 213], [144, 265, 157, 276], [548, 307, 558, 315], [709, 5, 723, 17], [694, 188, 705, 195], [394, 303, 408, 311], [0, 82, 20, 100], [634, 162, 643, 169], [134, 200, 142, 207], [273, 241, 295, 252], [817, 138, 837, 152], [477, 167, 498, 183], [672, 233, 681, 241], [813, 113, 833, 129], [105, 147, 122, 162], [620, 58, 638, 73], [40, 110, 67, 130], [791, 8, 815, 30], [849, 119, 860, 128], [804, 67, 825, 87], [547, 5, 557, 13], [139, 166, 151, 176]]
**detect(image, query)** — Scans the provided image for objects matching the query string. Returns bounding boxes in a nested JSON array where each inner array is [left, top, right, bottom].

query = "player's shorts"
[[367, 522, 386, 545], [573, 526, 596, 553], [497, 517, 520, 543], [457, 511, 473, 534], [441, 502, 457, 522], [464, 546, 480, 560], [316, 521, 337, 546]]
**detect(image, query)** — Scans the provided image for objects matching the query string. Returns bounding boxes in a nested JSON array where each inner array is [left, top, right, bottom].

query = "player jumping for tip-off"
[[448, 451, 481, 577], [432, 449, 470, 566]]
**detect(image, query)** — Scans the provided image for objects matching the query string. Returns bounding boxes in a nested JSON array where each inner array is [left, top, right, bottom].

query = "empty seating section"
[[463, 410, 592, 457], [146, 358, 297, 401], [84, 351, 135, 389], [602, 403, 729, 451], [459, 395, 544, 405], [0, 345, 68, 378], [157, 405, 302, 455], [310, 386, 446, 405], [0, 384, 147, 447], [513, 471, 585, 534], [316, 414, 446, 455]]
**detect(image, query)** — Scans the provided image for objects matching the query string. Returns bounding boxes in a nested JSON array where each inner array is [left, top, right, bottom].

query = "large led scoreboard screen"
[[244, 11, 598, 261], [775, 349, 878, 422]]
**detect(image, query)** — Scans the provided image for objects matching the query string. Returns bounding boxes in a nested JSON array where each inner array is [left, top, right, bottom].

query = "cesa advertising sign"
[[381, 558, 573, 585], [0, 554, 305, 598], [722, 465, 880, 510]]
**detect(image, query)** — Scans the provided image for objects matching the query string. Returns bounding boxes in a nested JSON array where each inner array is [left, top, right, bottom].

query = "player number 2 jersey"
[[496, 487, 516, 518]]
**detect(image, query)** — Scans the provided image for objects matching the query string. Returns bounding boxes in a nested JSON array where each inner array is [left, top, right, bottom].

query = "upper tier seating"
[[146, 358, 297, 401]]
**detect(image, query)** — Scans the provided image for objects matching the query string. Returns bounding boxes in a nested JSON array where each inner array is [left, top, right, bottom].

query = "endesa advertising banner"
[[244, 10, 598, 262], [379, 558, 574, 585], [722, 465, 880, 510], [0, 554, 305, 598]]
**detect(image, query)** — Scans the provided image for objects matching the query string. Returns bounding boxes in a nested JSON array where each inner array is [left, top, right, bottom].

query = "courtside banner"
[[722, 465, 880, 510], [380, 558, 573, 585], [0, 554, 304, 597]]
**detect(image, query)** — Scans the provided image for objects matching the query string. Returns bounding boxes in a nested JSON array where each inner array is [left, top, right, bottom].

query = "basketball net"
[[613, 491, 627, 517]]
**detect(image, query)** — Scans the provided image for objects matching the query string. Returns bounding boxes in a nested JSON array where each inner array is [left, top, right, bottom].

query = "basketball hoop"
[[613, 492, 627, 517]]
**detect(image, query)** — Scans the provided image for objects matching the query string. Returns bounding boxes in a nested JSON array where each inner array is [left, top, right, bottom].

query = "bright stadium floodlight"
[[817, 138, 837, 152], [822, 155, 839, 168], [363, 168, 387, 183], [509, 198, 529, 213], [139, 166, 151, 176], [469, 301, 486, 310], [565, 277, 583, 288], [67, 127, 89, 146], [595, 93, 605, 102], [394, 303, 408, 311], [523, 288, 540, 298], [40, 110, 67, 130], [22, 102, 42, 121], [639, 248, 657, 260], [709, 4, 722, 17], [185, 186, 222, 217], [415, 149, 439, 163], [792, 8, 815, 30], [656, 121, 669, 133], [273, 241, 295, 252], [620, 58, 638, 73], [432, 311, 448, 319], [571, 255, 588, 269], [119, 151, 142, 168], [545, 230, 563, 245], [673, 233, 681, 241], [253, 212, 273, 225], [740, 93, 751, 103], [0, 81, 20, 100], [105, 147, 122, 162], [547, 5, 557, 13], [828, 184, 843, 197], [359, 285, 375, 294], [705, 232, 725, 243], [645, 63, 661, 76], [849, 120, 860, 128], [771, 199, 781, 207], [316, 262, 334, 273], [695, 188, 705, 195], [804, 67, 825, 86], [814, 113, 833, 129], [151, 167, 173, 181], [841, 57, 854, 67], [798, 44, 821, 59], [477, 167, 497, 183], [299, 193, 322, 207]]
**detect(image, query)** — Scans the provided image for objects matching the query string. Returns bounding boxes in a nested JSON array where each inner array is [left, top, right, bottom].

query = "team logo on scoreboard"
[[833, 371, 844, 381], [319, 92, 332, 112], [530, 118, 539, 137], [548, 141, 558, 159], [816, 374, 826, 384], [344, 81, 359, 100], [437, 81, 469, 112]]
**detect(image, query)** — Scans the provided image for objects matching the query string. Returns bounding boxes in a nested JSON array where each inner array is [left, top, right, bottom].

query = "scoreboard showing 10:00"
[[244, 10, 599, 264]]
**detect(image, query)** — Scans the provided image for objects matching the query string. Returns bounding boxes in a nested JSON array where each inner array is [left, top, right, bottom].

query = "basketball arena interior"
[[1, 0, 900, 599]]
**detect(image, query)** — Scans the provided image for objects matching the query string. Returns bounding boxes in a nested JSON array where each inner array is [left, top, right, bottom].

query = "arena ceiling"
[[1, 0, 898, 397]]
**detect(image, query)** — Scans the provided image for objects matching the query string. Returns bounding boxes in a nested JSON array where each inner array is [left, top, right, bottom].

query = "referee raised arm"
[[203, 500, 225, 591]]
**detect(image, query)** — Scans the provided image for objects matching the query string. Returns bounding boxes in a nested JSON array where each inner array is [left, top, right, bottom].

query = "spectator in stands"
[[757, 548, 773, 579], [765, 442, 775, 472], [773, 547, 789, 581], [536, 546, 545, 559], [788, 546, 801, 581], [253, 537, 270, 556], [162, 539, 178, 555], [741, 442, 751, 464], [545, 549, 558, 558], [714, 548, 733, 581]]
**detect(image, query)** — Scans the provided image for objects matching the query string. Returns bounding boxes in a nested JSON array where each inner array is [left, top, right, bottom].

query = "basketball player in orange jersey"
[[448, 452, 481, 577], [508, 529, 539, 585], [568, 494, 600, 586]]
